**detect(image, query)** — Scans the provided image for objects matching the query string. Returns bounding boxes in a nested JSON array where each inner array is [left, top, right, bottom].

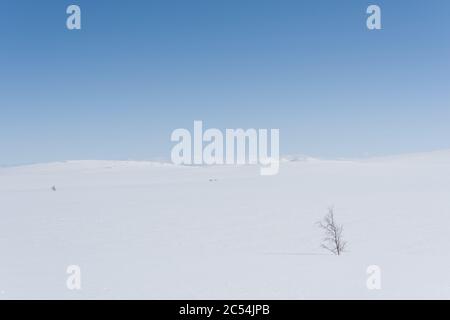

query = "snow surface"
[[1, 152, 450, 299]]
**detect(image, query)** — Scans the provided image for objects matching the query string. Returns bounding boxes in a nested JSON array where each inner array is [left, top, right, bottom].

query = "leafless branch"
[[317, 207, 347, 255]]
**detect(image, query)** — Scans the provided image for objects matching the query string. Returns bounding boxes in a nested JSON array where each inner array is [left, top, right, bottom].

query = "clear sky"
[[1, 0, 449, 165]]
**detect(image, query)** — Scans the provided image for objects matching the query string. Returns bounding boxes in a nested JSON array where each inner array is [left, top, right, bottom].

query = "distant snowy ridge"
[[3, 149, 450, 171]]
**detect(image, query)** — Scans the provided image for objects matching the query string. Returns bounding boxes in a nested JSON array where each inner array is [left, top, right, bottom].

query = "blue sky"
[[1, 0, 449, 165]]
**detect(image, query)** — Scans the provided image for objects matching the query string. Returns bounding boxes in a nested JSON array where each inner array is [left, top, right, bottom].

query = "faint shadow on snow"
[[261, 252, 329, 256]]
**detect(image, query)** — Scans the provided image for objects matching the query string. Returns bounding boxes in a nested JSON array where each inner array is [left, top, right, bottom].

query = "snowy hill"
[[1, 152, 450, 299]]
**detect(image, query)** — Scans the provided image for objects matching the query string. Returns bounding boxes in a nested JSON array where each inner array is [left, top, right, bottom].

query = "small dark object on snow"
[[51, 186, 56, 191]]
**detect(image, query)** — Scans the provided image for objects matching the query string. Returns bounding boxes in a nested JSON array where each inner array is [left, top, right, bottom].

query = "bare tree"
[[317, 207, 347, 255]]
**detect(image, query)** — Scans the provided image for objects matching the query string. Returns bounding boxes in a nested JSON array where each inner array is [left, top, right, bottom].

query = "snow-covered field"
[[1, 151, 450, 299]]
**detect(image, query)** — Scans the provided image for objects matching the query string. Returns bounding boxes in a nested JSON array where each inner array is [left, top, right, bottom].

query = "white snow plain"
[[1, 151, 450, 299]]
